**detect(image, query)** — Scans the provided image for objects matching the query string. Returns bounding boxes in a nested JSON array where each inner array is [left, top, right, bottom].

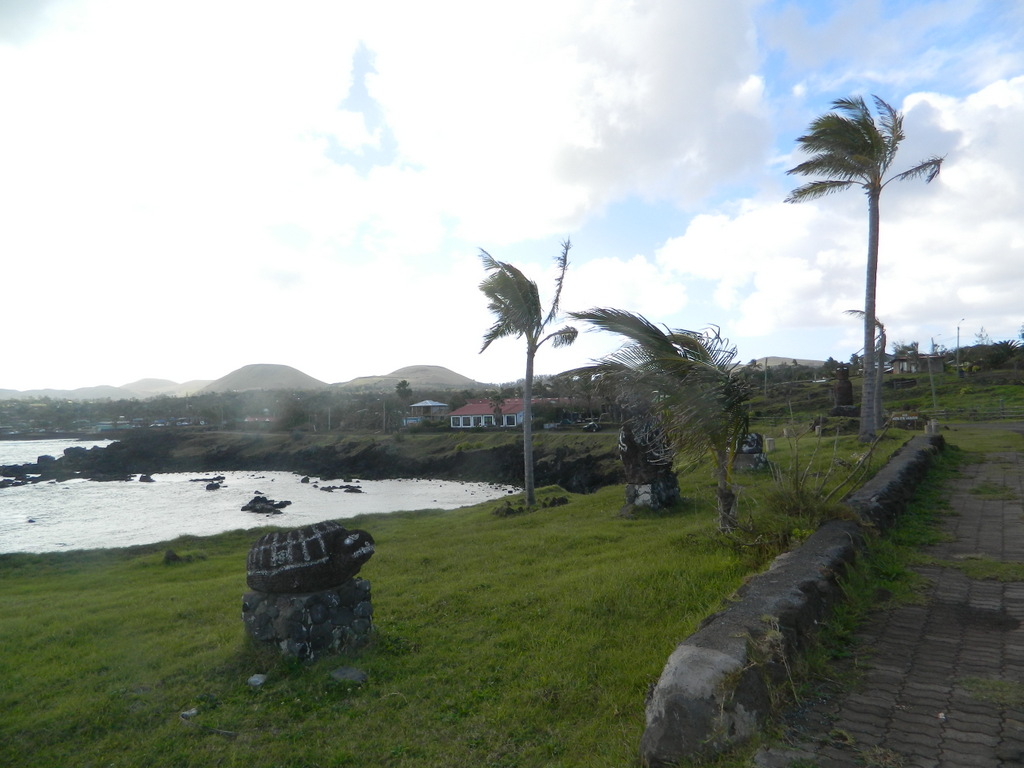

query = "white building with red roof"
[[448, 398, 524, 428], [448, 398, 575, 429]]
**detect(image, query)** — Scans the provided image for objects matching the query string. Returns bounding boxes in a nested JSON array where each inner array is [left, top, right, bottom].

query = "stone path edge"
[[640, 434, 945, 767]]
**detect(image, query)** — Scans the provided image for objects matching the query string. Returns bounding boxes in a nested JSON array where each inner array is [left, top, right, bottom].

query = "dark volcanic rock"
[[241, 496, 291, 513], [246, 521, 375, 593]]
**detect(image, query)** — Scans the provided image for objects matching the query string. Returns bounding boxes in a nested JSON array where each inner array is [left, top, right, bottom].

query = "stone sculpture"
[[246, 521, 374, 593], [832, 364, 854, 406], [617, 404, 680, 513], [243, 521, 376, 660], [733, 432, 768, 471]]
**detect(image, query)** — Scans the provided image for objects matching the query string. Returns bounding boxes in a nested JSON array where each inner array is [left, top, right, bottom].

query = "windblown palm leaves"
[[786, 95, 943, 441], [785, 96, 942, 203], [479, 249, 578, 356], [479, 240, 578, 506], [570, 308, 752, 531]]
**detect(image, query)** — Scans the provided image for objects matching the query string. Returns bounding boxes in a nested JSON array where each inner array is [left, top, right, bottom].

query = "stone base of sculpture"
[[242, 578, 372, 660], [623, 478, 681, 513], [733, 454, 768, 471]]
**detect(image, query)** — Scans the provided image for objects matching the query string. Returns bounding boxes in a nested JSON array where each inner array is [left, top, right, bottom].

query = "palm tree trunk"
[[715, 449, 737, 532], [522, 344, 536, 506], [875, 328, 885, 430], [859, 189, 881, 442]]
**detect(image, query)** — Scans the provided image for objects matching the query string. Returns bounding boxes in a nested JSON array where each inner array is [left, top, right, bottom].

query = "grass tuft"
[[959, 677, 1024, 708]]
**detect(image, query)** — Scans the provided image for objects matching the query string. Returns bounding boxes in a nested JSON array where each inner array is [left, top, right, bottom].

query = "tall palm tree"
[[570, 308, 752, 532], [479, 239, 578, 506], [786, 95, 943, 441]]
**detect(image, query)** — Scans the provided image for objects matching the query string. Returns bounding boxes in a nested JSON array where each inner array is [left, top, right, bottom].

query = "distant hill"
[[200, 364, 328, 393], [121, 378, 181, 394], [335, 365, 484, 392], [0, 384, 140, 401], [121, 378, 215, 397], [746, 356, 828, 369], [1, 363, 485, 400]]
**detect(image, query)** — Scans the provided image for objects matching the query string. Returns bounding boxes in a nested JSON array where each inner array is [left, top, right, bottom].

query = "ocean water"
[[0, 440, 518, 554]]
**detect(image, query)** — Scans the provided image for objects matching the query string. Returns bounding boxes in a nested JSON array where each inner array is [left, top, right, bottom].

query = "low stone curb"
[[640, 434, 945, 766]]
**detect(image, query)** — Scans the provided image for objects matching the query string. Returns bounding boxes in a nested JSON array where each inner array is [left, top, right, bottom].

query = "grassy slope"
[[1, 485, 743, 768], [0, 426, 984, 768], [749, 368, 1024, 424]]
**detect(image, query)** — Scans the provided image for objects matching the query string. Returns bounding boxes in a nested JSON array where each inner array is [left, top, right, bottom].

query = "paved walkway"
[[757, 439, 1024, 767]]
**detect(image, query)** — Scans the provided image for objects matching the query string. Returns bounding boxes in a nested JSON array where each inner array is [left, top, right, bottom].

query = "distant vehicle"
[[150, 420, 167, 427]]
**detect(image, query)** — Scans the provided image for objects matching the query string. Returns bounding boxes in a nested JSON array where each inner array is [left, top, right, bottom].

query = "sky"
[[2, 0, 1023, 391]]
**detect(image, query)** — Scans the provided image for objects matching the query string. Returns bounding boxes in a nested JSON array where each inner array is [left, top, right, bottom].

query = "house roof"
[[448, 399, 526, 417], [447, 398, 569, 417], [410, 400, 448, 408]]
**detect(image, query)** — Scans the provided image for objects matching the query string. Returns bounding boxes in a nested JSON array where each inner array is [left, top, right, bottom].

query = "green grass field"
[[1, 425, 1013, 768], [1, 485, 744, 768]]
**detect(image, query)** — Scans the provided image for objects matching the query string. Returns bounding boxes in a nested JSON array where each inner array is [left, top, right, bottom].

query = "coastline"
[[1, 428, 624, 492]]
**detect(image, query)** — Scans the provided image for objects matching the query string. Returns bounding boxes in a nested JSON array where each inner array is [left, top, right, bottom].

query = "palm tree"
[[786, 95, 943, 441], [479, 239, 578, 506], [570, 308, 752, 531], [487, 390, 507, 427]]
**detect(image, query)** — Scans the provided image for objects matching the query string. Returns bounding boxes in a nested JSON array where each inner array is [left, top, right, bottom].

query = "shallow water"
[[0, 441, 518, 553]]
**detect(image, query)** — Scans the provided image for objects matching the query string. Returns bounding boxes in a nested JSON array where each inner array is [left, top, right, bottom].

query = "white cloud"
[[650, 76, 1024, 358], [1, 1, 1023, 390], [761, 1, 1024, 98]]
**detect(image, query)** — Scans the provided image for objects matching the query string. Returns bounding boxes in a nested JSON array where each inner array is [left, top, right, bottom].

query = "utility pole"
[[956, 318, 965, 378]]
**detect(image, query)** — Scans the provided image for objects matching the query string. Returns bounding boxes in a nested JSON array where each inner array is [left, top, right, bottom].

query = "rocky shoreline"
[[0, 429, 624, 493]]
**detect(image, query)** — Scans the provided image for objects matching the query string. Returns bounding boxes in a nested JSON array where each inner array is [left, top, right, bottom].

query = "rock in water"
[[245, 521, 374, 593]]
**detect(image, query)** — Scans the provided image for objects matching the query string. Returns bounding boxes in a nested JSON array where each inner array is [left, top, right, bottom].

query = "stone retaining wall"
[[640, 434, 945, 766]]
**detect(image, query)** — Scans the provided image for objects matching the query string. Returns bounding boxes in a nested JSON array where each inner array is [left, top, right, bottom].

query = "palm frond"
[[478, 250, 543, 352], [788, 93, 945, 207], [888, 156, 944, 186], [843, 308, 885, 331], [571, 308, 699, 361], [832, 95, 870, 119], [873, 95, 904, 143], [784, 179, 857, 203], [786, 151, 866, 180], [572, 308, 750, 464], [544, 239, 572, 328], [871, 95, 904, 171], [545, 325, 579, 349]]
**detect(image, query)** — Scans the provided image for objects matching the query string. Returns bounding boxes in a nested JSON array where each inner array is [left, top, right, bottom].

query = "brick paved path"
[[757, 446, 1024, 768]]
